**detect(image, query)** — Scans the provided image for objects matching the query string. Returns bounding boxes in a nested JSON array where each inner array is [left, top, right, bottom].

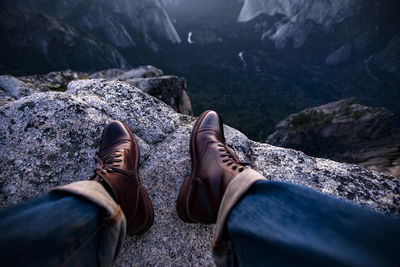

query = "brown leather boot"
[[177, 110, 249, 224], [91, 121, 154, 235]]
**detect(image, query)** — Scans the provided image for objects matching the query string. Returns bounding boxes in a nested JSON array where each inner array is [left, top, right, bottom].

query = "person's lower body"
[[0, 181, 126, 267], [1, 172, 399, 267], [0, 120, 153, 267], [176, 111, 400, 266], [2, 115, 400, 267], [216, 177, 400, 266]]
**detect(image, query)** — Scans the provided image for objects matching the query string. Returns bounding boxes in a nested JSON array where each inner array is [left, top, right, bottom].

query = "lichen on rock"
[[0, 66, 193, 115]]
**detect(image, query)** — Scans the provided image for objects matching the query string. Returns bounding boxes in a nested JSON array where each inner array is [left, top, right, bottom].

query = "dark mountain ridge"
[[1, 0, 399, 141], [158, 0, 400, 140], [0, 0, 180, 75]]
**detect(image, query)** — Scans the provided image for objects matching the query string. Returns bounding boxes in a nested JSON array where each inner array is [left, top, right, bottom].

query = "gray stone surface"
[[89, 66, 192, 115], [0, 80, 399, 266], [126, 75, 192, 115], [1, 70, 87, 106], [0, 67, 192, 115], [19, 70, 88, 92], [267, 98, 400, 177], [0, 75, 35, 105], [89, 65, 164, 79]]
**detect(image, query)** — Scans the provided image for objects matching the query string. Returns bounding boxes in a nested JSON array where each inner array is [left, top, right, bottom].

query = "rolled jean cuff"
[[51, 180, 126, 266], [212, 169, 266, 266]]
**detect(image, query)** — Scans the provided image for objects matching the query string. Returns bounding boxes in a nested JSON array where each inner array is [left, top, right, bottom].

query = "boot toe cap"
[[198, 110, 223, 133], [101, 121, 131, 148]]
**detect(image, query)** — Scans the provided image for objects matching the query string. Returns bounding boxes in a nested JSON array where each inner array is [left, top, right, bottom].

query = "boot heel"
[[176, 176, 194, 223]]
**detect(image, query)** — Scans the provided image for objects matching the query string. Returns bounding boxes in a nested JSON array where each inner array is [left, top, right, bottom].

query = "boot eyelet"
[[232, 166, 237, 170]]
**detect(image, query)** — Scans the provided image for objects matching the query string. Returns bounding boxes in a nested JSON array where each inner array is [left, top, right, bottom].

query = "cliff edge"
[[0, 79, 399, 266], [267, 98, 400, 177]]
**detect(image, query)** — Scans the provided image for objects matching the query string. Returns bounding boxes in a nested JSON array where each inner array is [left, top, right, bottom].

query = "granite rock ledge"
[[0, 80, 399, 266], [267, 98, 400, 177], [0, 65, 192, 115]]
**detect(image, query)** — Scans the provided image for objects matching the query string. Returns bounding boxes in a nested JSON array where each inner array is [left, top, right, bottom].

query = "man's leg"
[[176, 110, 400, 266], [227, 180, 400, 266], [0, 120, 154, 266], [0, 181, 125, 267]]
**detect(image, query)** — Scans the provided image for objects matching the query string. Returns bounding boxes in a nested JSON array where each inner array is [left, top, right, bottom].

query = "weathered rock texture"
[[89, 65, 164, 80], [0, 80, 399, 266], [18, 70, 88, 93], [0, 70, 88, 106], [267, 98, 400, 177], [0, 75, 35, 105], [0, 66, 192, 115], [90, 66, 192, 115]]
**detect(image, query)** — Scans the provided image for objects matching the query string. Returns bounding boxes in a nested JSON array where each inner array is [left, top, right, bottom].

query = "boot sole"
[[121, 121, 154, 235], [176, 111, 213, 223]]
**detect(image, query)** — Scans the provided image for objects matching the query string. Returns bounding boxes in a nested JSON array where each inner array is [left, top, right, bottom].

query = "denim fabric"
[[0, 192, 101, 267], [52, 180, 126, 267], [212, 169, 266, 266], [227, 180, 400, 267], [0, 181, 126, 267]]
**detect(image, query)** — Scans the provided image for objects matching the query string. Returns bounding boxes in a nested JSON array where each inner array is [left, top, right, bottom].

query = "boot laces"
[[217, 144, 252, 172], [91, 149, 135, 181]]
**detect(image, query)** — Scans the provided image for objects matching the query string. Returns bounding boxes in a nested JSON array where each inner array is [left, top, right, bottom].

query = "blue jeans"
[[0, 192, 102, 266], [0, 180, 399, 266], [0, 181, 125, 267], [227, 181, 400, 266]]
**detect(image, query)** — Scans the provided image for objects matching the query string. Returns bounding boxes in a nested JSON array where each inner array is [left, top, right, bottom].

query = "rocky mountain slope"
[[0, 66, 192, 115], [0, 76, 399, 265], [267, 98, 400, 177], [0, 0, 180, 75], [238, 0, 362, 49], [372, 33, 400, 80], [2, 0, 399, 141], [0, 9, 129, 75], [164, 0, 400, 64], [155, 0, 400, 141]]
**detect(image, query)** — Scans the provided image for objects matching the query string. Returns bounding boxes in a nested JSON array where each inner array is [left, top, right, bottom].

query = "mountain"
[[236, 0, 400, 65], [0, 9, 129, 75], [157, 0, 400, 141], [372, 33, 400, 80], [1, 0, 399, 142], [0, 0, 180, 75], [238, 0, 362, 49], [267, 98, 400, 177], [1, 75, 399, 265], [162, 0, 400, 65]]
